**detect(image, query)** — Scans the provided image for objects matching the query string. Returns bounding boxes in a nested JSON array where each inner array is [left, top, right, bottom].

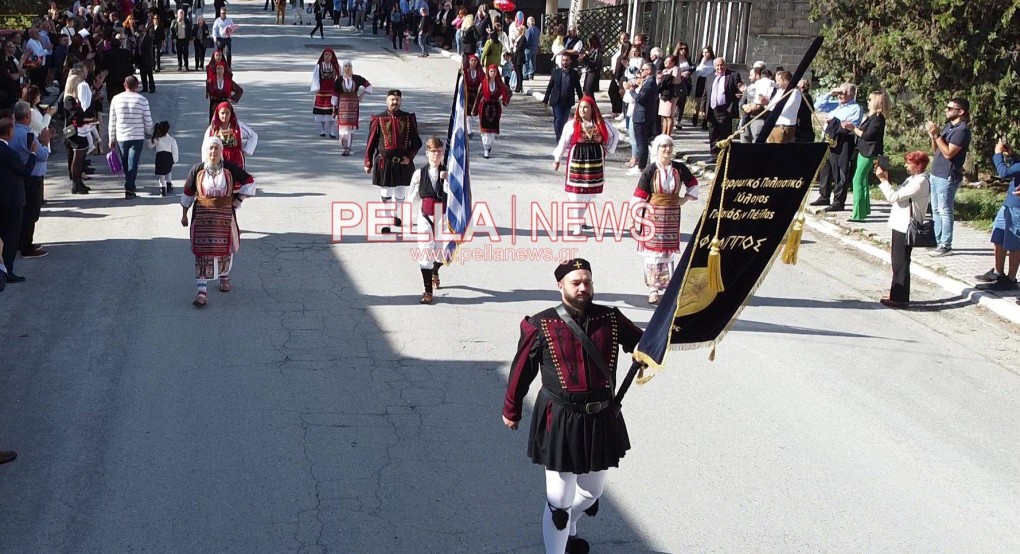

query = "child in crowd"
[[149, 120, 180, 196], [500, 51, 514, 88]]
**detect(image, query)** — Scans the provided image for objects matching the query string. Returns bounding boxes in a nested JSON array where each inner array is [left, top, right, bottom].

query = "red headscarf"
[[206, 57, 234, 102], [316, 47, 340, 77], [206, 49, 231, 81], [210, 102, 241, 134], [464, 54, 482, 84], [571, 95, 609, 145], [479, 64, 508, 102]]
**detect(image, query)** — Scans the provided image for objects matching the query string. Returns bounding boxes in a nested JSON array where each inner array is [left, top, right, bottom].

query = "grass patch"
[[956, 188, 1003, 232]]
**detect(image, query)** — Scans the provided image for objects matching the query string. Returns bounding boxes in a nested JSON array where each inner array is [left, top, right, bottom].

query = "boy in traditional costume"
[[632, 134, 700, 305], [180, 136, 256, 307], [552, 96, 619, 235], [410, 136, 448, 304], [310, 47, 339, 138], [364, 89, 423, 234]]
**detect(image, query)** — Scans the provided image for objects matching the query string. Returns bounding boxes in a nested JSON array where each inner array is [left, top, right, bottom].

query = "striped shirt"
[[108, 91, 154, 142]]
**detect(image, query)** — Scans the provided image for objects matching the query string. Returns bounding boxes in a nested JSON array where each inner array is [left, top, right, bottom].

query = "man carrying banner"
[[633, 135, 700, 305], [364, 89, 423, 233], [503, 259, 644, 554]]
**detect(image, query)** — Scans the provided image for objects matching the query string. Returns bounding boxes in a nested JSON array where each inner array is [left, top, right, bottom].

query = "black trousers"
[[707, 105, 733, 156], [19, 177, 42, 254], [607, 79, 622, 114], [139, 66, 155, 91], [0, 205, 24, 274], [194, 42, 206, 68], [311, 17, 324, 36], [176, 39, 190, 67], [818, 141, 853, 206], [890, 229, 912, 302]]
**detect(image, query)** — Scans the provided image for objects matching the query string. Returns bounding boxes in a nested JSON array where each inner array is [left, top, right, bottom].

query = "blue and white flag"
[[443, 73, 472, 264]]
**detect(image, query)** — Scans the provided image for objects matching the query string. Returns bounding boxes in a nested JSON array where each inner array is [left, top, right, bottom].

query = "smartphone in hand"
[[876, 155, 891, 172]]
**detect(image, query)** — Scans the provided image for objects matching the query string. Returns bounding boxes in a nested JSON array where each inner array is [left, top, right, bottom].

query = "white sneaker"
[[626, 166, 641, 176], [614, 114, 625, 121]]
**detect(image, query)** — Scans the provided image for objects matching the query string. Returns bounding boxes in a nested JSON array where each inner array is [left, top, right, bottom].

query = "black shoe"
[[565, 535, 590, 554], [166, 182, 174, 192], [7, 273, 26, 283], [809, 197, 830, 207], [975, 268, 1001, 283], [975, 276, 1019, 291], [125, 191, 138, 199], [879, 298, 908, 309], [0, 451, 16, 464], [823, 204, 845, 212]]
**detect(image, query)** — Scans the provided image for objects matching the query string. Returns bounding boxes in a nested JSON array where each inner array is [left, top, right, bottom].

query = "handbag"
[[202, 36, 214, 48], [62, 124, 78, 140], [907, 216, 936, 248], [106, 150, 123, 175]]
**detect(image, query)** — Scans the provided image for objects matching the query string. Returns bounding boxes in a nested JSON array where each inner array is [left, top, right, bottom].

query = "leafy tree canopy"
[[810, 0, 1020, 172]]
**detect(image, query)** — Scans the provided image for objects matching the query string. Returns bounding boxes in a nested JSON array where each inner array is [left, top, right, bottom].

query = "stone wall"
[[744, 0, 820, 68]]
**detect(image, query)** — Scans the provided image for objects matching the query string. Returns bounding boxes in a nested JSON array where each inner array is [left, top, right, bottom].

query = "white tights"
[[480, 132, 494, 150], [315, 115, 334, 136], [380, 186, 408, 224], [543, 470, 606, 554], [338, 129, 354, 150]]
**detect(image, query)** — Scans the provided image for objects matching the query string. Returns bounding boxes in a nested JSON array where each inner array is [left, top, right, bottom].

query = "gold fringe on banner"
[[707, 239, 725, 292], [781, 213, 805, 265], [708, 343, 717, 361]]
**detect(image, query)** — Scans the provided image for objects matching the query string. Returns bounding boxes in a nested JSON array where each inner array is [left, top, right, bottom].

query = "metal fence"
[[573, 0, 752, 64]]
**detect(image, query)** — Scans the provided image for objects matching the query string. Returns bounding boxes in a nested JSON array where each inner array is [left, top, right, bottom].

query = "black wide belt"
[[544, 389, 612, 415]]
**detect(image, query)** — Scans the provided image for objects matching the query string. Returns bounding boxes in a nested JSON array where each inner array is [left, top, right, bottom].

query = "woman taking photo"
[[874, 152, 930, 309], [842, 90, 889, 221], [579, 34, 602, 97]]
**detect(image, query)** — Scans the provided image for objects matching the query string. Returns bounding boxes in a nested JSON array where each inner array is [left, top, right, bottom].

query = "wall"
[[744, 0, 819, 68]]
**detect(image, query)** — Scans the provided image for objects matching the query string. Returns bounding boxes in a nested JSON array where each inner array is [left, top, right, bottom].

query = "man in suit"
[[543, 54, 582, 142], [630, 62, 658, 173], [706, 57, 742, 157], [0, 117, 37, 283], [102, 36, 135, 100]]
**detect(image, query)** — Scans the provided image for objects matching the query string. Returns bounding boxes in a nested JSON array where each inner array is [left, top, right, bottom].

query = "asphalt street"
[[1, 4, 1018, 552]]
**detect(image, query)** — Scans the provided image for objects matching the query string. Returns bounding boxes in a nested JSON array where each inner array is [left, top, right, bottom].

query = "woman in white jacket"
[[874, 150, 931, 309]]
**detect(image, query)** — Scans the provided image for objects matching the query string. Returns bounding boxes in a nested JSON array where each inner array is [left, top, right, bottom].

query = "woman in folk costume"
[[551, 96, 619, 235], [206, 102, 259, 169], [205, 53, 236, 121], [462, 54, 484, 139], [331, 59, 372, 156], [471, 64, 512, 159], [310, 47, 340, 138], [180, 136, 257, 308], [632, 134, 700, 305]]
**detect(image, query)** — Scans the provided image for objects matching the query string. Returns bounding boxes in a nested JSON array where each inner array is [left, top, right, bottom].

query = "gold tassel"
[[706, 239, 725, 293], [708, 344, 717, 361], [782, 214, 805, 265], [635, 365, 655, 385]]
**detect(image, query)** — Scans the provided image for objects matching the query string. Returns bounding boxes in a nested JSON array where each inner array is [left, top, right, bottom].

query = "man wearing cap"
[[503, 259, 644, 554], [364, 89, 423, 233]]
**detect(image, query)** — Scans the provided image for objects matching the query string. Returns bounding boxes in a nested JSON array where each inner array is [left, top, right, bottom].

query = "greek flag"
[[443, 73, 472, 264]]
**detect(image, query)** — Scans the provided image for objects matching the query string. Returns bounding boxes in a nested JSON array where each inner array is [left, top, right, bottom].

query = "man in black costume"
[[503, 259, 644, 554]]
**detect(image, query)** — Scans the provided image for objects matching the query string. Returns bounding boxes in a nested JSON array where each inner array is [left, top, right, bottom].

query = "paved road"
[[1, 4, 1018, 552]]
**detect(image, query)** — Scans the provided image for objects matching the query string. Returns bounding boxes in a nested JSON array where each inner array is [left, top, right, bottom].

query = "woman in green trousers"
[[842, 90, 889, 221]]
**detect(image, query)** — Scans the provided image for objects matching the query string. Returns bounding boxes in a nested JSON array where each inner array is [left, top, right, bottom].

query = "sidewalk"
[[425, 44, 1020, 323]]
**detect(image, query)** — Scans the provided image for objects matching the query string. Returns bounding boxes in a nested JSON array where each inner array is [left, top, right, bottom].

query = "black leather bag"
[[907, 217, 936, 247]]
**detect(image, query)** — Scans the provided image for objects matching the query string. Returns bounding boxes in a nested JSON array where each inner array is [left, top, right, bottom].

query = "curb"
[[804, 216, 1020, 325], [422, 43, 1020, 325]]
